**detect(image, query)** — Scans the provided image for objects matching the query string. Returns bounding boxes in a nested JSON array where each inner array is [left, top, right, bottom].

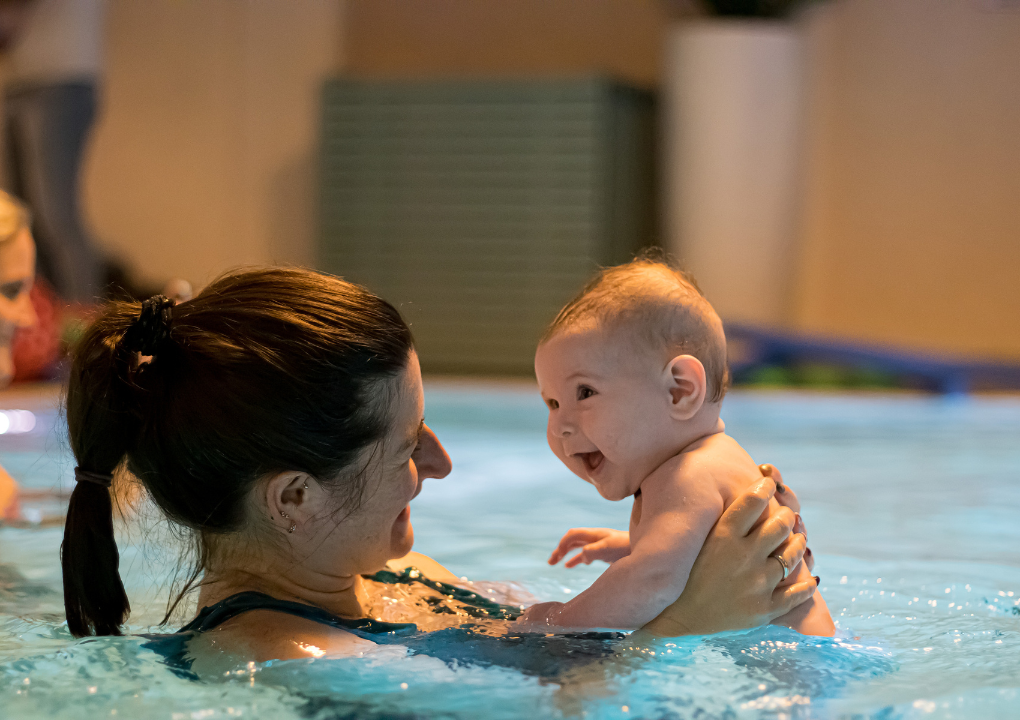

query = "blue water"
[[1, 385, 1018, 719]]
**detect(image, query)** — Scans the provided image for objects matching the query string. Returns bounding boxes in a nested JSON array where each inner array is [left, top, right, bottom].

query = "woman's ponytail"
[[61, 297, 174, 637], [61, 471, 129, 636]]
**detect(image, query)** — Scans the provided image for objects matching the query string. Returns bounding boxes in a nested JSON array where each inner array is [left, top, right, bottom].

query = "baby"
[[523, 258, 834, 636]]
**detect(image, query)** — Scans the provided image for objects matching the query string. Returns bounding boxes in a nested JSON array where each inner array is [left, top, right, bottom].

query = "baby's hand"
[[548, 528, 631, 568]]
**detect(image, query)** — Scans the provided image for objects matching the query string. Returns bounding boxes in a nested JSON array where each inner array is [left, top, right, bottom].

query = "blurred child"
[[522, 258, 833, 636]]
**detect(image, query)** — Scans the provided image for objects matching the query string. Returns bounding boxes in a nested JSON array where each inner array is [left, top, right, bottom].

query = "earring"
[[288, 523, 296, 533], [303, 481, 309, 490], [279, 510, 290, 519]]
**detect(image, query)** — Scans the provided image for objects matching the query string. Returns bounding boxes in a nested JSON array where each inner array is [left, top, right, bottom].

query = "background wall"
[[6, 0, 1016, 362], [343, 0, 665, 88], [343, 0, 1020, 361], [80, 0, 343, 288], [795, 0, 1020, 361], [79, 0, 664, 289]]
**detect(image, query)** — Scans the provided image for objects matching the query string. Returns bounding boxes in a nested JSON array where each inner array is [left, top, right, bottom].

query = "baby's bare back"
[[643, 432, 796, 558], [631, 432, 762, 539], [652, 431, 834, 636], [681, 432, 763, 505]]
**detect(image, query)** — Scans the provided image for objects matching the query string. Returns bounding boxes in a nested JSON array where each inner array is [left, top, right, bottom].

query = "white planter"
[[662, 21, 804, 326]]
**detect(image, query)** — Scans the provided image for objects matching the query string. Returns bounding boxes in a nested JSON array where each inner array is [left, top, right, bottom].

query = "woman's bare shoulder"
[[386, 551, 461, 582], [186, 609, 376, 674]]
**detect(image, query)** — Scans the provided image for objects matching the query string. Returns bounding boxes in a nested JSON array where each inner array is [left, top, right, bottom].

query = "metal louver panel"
[[320, 78, 654, 374]]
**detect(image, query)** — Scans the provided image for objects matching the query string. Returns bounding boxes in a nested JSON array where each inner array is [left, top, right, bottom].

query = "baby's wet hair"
[[542, 253, 730, 403]]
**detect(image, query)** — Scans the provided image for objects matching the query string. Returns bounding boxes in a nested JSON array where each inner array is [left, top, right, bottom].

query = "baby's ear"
[[665, 355, 707, 421]]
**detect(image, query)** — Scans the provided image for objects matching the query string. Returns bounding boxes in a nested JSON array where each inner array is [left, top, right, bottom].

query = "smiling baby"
[[522, 258, 834, 636]]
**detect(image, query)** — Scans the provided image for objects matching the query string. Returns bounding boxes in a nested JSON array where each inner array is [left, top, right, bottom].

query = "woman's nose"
[[415, 423, 452, 480], [14, 291, 36, 328]]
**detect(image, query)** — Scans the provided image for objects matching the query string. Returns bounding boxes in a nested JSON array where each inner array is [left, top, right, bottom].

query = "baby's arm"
[[521, 473, 724, 630]]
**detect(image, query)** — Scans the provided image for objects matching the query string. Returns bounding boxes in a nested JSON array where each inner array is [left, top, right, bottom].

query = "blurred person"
[[1, 0, 106, 303], [0, 188, 37, 521]]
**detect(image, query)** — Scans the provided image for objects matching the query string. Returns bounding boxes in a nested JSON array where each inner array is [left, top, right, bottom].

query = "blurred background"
[[1, 0, 1018, 391]]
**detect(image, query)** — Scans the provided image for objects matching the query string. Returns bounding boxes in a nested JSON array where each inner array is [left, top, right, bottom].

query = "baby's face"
[[535, 328, 679, 501]]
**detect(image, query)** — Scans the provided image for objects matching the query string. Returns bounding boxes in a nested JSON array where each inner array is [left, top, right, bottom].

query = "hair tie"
[[74, 467, 113, 488], [123, 295, 175, 356]]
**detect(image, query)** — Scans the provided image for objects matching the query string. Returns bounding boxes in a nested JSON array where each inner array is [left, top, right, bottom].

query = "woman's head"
[[61, 267, 449, 637]]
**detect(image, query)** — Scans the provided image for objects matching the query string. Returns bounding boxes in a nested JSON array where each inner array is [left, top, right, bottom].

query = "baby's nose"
[[553, 415, 576, 438]]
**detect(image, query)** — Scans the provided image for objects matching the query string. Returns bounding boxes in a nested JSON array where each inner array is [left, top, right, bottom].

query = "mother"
[[61, 268, 814, 665]]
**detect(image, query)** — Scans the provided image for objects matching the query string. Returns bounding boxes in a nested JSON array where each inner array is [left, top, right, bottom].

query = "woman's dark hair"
[[61, 268, 414, 637]]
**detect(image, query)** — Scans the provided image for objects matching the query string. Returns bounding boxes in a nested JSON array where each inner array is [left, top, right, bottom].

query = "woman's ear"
[[665, 355, 707, 421], [264, 472, 316, 533]]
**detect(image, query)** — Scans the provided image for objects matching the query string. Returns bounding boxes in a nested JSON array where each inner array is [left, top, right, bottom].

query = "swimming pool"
[[1, 384, 1018, 719]]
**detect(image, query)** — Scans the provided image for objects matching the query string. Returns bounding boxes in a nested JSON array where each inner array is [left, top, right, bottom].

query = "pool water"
[[1, 385, 1018, 719]]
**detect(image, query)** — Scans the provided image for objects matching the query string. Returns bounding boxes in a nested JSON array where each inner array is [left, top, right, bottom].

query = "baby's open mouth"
[[578, 450, 605, 475]]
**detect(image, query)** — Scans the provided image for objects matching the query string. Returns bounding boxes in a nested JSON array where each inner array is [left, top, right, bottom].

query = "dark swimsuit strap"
[[144, 590, 411, 680], [178, 590, 416, 637]]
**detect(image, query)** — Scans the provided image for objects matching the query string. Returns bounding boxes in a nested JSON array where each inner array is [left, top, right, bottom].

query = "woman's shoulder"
[[187, 609, 377, 673], [181, 553, 458, 673], [386, 551, 462, 583]]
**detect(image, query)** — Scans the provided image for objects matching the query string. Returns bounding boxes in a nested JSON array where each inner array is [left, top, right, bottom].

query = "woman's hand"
[[638, 477, 816, 637], [760, 463, 813, 572]]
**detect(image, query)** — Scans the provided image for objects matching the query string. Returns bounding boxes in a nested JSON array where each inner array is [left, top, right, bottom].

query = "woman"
[[61, 268, 814, 668], [0, 189, 38, 521]]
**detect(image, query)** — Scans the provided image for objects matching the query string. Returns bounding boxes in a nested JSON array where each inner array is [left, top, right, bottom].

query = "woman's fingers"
[[758, 463, 783, 490], [768, 579, 818, 621], [761, 463, 802, 513], [767, 532, 807, 586], [757, 505, 797, 556], [718, 477, 776, 536]]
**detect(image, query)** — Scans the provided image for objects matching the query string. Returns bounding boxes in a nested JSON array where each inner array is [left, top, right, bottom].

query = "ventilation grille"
[[320, 78, 654, 374]]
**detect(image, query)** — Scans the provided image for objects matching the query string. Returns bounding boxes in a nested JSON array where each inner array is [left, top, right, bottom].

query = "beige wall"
[[344, 0, 1020, 361], [344, 0, 666, 88], [81, 0, 344, 288], [9, 0, 1017, 361], [794, 0, 1020, 360]]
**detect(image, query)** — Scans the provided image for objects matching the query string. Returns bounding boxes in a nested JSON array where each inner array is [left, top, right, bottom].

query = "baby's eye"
[[576, 385, 596, 401], [546, 398, 559, 410]]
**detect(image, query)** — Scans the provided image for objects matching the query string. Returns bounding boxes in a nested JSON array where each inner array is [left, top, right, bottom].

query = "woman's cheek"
[[407, 461, 420, 497]]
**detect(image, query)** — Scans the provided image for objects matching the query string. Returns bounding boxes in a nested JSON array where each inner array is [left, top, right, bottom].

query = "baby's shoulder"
[[657, 433, 761, 496]]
